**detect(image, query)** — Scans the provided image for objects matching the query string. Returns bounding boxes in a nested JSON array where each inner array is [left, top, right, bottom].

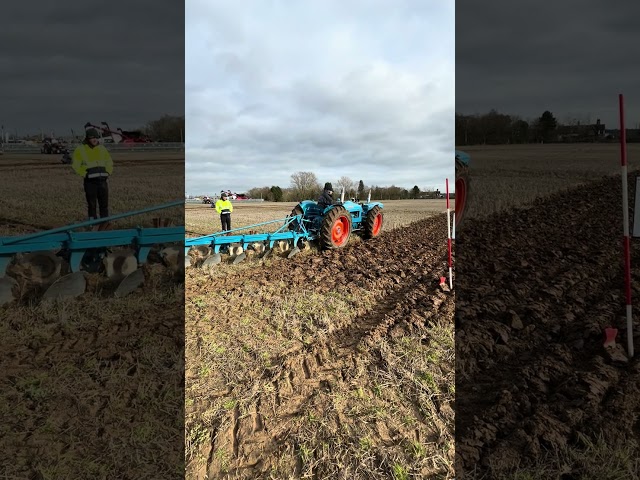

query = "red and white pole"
[[446, 178, 453, 289], [620, 93, 633, 357]]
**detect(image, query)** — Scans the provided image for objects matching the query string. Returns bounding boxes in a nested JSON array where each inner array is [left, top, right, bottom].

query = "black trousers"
[[220, 213, 231, 231], [84, 178, 109, 219]]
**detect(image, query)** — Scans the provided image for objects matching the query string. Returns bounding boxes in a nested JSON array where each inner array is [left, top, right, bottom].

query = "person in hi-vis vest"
[[215, 192, 233, 231], [71, 128, 113, 220]]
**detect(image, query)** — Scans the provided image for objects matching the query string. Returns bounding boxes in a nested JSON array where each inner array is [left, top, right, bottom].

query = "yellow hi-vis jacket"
[[71, 143, 113, 179], [215, 199, 233, 215]]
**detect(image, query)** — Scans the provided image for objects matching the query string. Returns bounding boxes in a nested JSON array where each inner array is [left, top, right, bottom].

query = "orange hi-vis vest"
[[71, 143, 113, 179]]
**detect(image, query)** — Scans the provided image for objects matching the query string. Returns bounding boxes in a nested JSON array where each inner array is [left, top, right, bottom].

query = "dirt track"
[[456, 173, 640, 478], [186, 214, 455, 479]]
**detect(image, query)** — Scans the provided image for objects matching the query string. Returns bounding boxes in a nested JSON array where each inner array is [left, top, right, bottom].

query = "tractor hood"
[[341, 200, 362, 212]]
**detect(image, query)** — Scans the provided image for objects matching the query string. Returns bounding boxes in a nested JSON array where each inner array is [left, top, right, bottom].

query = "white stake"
[[452, 212, 456, 240]]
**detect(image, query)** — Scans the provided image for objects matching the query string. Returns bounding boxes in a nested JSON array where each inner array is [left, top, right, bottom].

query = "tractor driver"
[[216, 192, 233, 232], [71, 128, 113, 221], [317, 182, 334, 210]]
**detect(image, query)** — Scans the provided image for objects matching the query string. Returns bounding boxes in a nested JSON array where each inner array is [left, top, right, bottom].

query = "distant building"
[[557, 119, 607, 142], [603, 128, 640, 141]]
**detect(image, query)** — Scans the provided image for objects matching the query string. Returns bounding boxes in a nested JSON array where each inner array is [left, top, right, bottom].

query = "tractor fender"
[[455, 150, 470, 167]]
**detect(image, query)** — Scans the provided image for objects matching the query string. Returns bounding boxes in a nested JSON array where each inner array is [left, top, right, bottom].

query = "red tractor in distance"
[[84, 122, 153, 144]]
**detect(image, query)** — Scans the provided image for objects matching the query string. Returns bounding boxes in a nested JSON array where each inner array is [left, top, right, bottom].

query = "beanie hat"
[[85, 128, 100, 139], [324, 182, 333, 191]]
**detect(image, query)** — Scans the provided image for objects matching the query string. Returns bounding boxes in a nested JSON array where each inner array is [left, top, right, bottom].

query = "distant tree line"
[[245, 172, 445, 202], [138, 114, 184, 142], [456, 109, 640, 145]]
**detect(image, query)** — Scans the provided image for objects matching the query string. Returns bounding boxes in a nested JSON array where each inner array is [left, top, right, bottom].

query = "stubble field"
[[456, 143, 640, 479], [185, 198, 457, 479], [460, 143, 640, 220], [0, 152, 184, 235], [186, 199, 450, 236], [0, 152, 185, 479]]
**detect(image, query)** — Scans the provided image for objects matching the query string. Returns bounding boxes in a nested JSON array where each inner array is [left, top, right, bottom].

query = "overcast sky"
[[0, 0, 183, 136], [456, 0, 640, 129], [185, 0, 454, 196]]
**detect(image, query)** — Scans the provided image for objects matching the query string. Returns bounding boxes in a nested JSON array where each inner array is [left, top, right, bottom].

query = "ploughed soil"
[[185, 214, 456, 479], [0, 264, 185, 479], [456, 173, 640, 478]]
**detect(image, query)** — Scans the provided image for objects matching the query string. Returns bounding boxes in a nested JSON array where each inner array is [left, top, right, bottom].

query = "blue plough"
[[0, 200, 185, 305]]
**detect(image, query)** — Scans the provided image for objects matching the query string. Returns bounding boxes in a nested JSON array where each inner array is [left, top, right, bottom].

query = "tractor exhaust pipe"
[[367, 189, 371, 203], [341, 187, 345, 203]]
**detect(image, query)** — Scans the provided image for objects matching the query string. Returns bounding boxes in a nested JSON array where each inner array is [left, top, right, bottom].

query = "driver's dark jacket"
[[317, 191, 333, 209]]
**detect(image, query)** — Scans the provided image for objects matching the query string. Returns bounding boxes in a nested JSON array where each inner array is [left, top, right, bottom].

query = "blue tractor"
[[184, 188, 384, 268], [288, 189, 384, 249]]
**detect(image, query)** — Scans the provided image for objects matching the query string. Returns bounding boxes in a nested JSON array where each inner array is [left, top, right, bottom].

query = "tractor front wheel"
[[363, 205, 383, 239], [320, 206, 352, 249]]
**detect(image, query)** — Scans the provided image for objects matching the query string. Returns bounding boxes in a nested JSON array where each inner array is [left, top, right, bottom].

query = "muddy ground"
[[0, 152, 185, 478], [0, 265, 185, 479], [456, 172, 640, 479], [185, 214, 455, 479]]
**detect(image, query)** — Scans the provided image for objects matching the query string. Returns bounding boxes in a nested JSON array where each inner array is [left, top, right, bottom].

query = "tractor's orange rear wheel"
[[320, 206, 352, 249], [331, 217, 349, 244], [455, 160, 470, 227]]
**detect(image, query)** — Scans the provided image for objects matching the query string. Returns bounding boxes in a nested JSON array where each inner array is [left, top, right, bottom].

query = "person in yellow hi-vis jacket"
[[71, 128, 113, 220], [215, 192, 233, 232]]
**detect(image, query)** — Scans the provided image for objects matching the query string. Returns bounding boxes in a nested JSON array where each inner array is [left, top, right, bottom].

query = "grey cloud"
[[0, 0, 183, 133], [456, 0, 640, 125], [186, 2, 454, 195]]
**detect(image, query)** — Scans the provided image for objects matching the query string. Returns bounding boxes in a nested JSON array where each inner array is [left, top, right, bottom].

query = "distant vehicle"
[[219, 190, 250, 201], [41, 137, 68, 154], [83, 121, 153, 144], [60, 150, 72, 165]]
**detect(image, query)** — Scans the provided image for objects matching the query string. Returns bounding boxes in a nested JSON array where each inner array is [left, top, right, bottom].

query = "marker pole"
[[620, 93, 633, 357], [446, 178, 453, 289]]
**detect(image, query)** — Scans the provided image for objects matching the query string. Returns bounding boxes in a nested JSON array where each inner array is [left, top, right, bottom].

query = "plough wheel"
[[320, 206, 352, 249], [104, 249, 138, 281], [251, 242, 266, 255], [455, 157, 470, 228], [297, 238, 310, 250], [14, 251, 63, 285], [272, 240, 292, 256], [187, 245, 212, 267], [363, 205, 383, 239], [159, 246, 184, 273]]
